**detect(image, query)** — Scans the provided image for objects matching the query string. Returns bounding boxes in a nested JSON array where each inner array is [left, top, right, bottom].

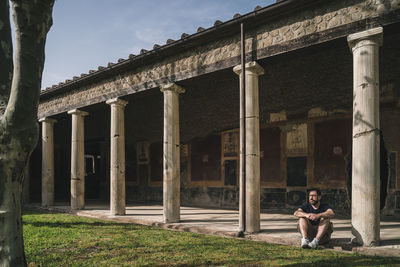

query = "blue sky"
[[41, 0, 275, 89]]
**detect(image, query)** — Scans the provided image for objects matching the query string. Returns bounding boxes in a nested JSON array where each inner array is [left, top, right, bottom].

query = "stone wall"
[[38, 0, 400, 118]]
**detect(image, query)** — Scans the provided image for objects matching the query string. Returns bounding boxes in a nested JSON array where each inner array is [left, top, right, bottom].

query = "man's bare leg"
[[298, 217, 310, 239], [316, 218, 330, 241], [298, 218, 311, 248]]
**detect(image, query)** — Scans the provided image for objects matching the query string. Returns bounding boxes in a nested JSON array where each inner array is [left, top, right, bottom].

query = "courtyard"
[[23, 208, 400, 266], [27, 203, 400, 258]]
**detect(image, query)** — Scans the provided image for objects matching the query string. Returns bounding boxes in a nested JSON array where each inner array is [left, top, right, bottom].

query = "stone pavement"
[[26, 203, 400, 258]]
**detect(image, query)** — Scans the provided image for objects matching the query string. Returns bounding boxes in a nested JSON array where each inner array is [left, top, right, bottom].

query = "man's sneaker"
[[308, 238, 319, 249], [301, 237, 310, 248]]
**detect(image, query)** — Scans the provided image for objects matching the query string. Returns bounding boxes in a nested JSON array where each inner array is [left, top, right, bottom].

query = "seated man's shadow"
[[321, 237, 353, 250]]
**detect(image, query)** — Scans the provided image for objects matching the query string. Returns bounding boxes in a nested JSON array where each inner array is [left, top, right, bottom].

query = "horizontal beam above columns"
[[38, 11, 400, 118]]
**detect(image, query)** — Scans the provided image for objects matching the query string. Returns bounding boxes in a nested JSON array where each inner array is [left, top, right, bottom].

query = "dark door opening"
[[286, 156, 307, 206], [287, 157, 307, 187], [85, 142, 106, 200]]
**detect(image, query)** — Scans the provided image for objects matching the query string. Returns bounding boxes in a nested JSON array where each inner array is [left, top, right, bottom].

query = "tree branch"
[[0, 0, 13, 117]]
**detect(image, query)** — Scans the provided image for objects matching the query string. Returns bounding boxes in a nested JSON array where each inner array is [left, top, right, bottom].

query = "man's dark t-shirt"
[[300, 203, 332, 225]]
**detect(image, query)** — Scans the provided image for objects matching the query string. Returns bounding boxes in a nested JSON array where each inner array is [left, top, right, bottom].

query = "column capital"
[[67, 109, 89, 116], [106, 98, 128, 107], [160, 83, 185, 94], [39, 117, 57, 124], [233, 61, 264, 76], [347, 27, 383, 51]]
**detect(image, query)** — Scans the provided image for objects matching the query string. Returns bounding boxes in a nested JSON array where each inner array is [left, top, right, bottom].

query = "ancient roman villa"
[[26, 0, 400, 247]]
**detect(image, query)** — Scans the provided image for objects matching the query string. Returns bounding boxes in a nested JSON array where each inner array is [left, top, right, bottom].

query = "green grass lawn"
[[22, 210, 400, 266]]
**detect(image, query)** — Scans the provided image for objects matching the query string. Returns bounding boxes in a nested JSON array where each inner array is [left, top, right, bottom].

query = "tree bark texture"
[[0, 0, 13, 116], [0, 1, 54, 266]]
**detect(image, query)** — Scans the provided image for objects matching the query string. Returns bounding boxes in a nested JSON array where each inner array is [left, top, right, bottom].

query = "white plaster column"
[[348, 27, 383, 246], [39, 117, 57, 207], [160, 83, 185, 223], [68, 109, 88, 210], [233, 61, 264, 233], [106, 98, 128, 216]]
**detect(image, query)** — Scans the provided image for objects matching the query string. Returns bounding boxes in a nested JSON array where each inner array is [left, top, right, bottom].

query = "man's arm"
[[294, 208, 310, 218], [318, 208, 335, 219], [308, 208, 335, 221], [295, 208, 335, 221]]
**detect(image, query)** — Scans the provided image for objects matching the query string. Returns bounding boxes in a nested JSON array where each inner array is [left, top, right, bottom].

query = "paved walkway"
[[26, 203, 400, 258]]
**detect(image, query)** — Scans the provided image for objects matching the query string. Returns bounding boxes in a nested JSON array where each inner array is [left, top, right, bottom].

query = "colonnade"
[[160, 84, 185, 223], [39, 117, 57, 207], [107, 98, 128, 215], [38, 27, 383, 246], [38, 83, 184, 223], [233, 62, 264, 233], [348, 27, 382, 246]]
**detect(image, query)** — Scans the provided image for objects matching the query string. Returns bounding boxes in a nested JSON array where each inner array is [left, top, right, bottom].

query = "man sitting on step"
[[294, 188, 335, 249]]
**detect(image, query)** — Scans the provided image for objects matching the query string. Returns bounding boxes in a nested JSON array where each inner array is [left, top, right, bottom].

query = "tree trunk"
[[0, 1, 54, 266], [0, 0, 13, 116]]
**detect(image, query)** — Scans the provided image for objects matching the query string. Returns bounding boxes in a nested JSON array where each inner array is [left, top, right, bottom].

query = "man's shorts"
[[297, 219, 334, 244]]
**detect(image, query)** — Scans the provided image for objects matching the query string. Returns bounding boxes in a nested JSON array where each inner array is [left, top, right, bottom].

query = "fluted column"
[[348, 27, 383, 246], [68, 109, 88, 210], [160, 83, 185, 223], [234, 61, 264, 233], [39, 117, 57, 207], [106, 98, 128, 216]]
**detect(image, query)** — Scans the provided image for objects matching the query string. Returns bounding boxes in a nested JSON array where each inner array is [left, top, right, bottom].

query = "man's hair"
[[308, 188, 321, 196]]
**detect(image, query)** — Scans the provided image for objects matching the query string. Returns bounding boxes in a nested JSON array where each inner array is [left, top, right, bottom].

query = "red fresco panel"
[[191, 135, 221, 181], [260, 127, 282, 183], [314, 119, 352, 184]]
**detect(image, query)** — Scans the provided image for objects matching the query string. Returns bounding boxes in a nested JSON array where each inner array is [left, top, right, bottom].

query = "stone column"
[[68, 109, 88, 210], [106, 98, 128, 216], [233, 61, 264, 233], [39, 117, 57, 207], [160, 83, 185, 223], [348, 27, 383, 246]]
